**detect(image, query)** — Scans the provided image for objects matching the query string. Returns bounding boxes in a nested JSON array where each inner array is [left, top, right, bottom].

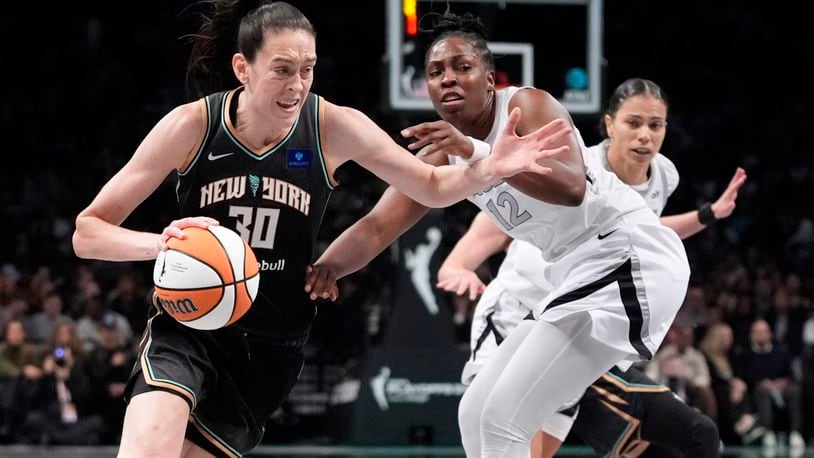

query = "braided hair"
[[420, 10, 494, 70]]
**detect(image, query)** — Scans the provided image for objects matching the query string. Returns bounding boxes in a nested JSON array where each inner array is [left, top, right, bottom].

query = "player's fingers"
[[407, 136, 433, 151], [163, 225, 186, 240], [304, 266, 316, 292], [307, 268, 335, 299], [537, 124, 572, 148], [726, 167, 747, 189], [437, 279, 458, 292], [537, 145, 570, 160], [401, 122, 437, 139], [468, 285, 480, 301], [316, 271, 337, 296], [722, 175, 747, 200], [175, 216, 219, 229], [535, 117, 568, 137], [526, 163, 555, 176], [502, 107, 522, 136], [419, 142, 444, 158]]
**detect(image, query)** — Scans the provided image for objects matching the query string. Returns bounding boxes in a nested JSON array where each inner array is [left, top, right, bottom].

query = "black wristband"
[[698, 202, 717, 225]]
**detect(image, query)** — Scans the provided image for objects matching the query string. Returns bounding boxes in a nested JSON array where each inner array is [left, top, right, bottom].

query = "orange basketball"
[[153, 225, 259, 330]]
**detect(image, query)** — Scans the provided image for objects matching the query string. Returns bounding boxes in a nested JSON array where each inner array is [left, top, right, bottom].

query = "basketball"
[[153, 225, 260, 330]]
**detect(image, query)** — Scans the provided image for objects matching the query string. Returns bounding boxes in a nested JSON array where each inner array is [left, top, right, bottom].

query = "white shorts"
[[461, 280, 531, 385], [534, 216, 690, 365]]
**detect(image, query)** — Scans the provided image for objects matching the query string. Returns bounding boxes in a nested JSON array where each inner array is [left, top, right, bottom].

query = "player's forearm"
[[440, 229, 506, 273], [659, 211, 708, 240], [439, 212, 510, 280], [315, 190, 431, 278], [418, 161, 498, 208], [314, 219, 388, 279], [73, 215, 160, 261]]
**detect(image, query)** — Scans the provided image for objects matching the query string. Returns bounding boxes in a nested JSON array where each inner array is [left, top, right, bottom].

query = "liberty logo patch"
[[287, 149, 312, 169], [248, 174, 260, 197]]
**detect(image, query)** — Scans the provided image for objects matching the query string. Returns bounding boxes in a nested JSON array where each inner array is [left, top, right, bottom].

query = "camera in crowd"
[[54, 346, 67, 367]]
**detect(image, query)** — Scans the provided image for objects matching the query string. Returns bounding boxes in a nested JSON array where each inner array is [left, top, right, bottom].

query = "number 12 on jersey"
[[486, 191, 531, 231]]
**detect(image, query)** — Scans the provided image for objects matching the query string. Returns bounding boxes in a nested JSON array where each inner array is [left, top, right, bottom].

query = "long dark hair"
[[185, 0, 315, 96]]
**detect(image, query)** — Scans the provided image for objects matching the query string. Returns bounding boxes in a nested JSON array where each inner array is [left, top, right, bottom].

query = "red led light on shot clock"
[[403, 0, 417, 36]]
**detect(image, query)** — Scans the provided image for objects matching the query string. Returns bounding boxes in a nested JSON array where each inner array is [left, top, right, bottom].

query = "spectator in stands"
[[735, 319, 805, 456], [0, 320, 42, 386], [105, 269, 149, 335], [675, 284, 710, 334], [0, 264, 21, 307], [74, 294, 132, 353], [766, 285, 806, 358], [698, 322, 756, 444], [0, 319, 43, 440], [647, 323, 717, 418], [86, 318, 136, 444], [10, 327, 103, 445], [23, 291, 73, 344], [0, 294, 31, 338]]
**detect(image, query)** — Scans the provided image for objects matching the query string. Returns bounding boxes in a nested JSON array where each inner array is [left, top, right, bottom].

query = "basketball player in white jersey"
[[305, 12, 692, 457], [441, 78, 745, 457]]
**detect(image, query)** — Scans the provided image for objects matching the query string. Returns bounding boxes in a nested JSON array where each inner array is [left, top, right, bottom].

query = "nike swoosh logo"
[[208, 152, 234, 161], [597, 229, 619, 240]]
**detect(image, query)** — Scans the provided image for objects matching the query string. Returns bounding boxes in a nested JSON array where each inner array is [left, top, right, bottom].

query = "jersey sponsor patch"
[[286, 149, 312, 169]]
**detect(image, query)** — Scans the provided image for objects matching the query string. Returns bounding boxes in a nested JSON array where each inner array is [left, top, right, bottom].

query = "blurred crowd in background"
[[1, 0, 812, 450]]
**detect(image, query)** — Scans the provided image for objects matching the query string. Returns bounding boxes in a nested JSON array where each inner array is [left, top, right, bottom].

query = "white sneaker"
[[789, 431, 806, 458], [763, 431, 778, 456]]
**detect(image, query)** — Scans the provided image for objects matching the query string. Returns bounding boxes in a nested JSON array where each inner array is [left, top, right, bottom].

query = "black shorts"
[[570, 366, 672, 457], [125, 309, 306, 457]]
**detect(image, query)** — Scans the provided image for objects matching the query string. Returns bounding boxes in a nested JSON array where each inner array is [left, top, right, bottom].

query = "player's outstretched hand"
[[712, 167, 747, 220], [483, 108, 572, 178], [436, 267, 486, 301]]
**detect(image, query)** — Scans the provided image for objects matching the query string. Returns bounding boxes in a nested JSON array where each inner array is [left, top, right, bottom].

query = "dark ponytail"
[[186, 0, 314, 96]]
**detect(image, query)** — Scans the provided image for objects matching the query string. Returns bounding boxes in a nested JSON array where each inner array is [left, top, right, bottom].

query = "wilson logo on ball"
[[153, 225, 260, 330], [157, 297, 200, 315]]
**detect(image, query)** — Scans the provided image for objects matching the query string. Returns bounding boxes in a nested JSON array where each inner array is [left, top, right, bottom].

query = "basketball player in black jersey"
[[71, 2, 571, 456]]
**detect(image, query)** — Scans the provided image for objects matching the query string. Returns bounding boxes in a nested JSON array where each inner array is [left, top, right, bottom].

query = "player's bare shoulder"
[[153, 99, 208, 145], [135, 99, 208, 172], [510, 87, 571, 127], [512, 87, 559, 109]]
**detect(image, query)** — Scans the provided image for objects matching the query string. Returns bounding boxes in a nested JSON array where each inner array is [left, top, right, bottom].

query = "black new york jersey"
[[176, 87, 334, 339]]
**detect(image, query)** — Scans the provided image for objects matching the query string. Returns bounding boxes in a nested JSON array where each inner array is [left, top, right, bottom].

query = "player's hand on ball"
[[158, 216, 220, 252]]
